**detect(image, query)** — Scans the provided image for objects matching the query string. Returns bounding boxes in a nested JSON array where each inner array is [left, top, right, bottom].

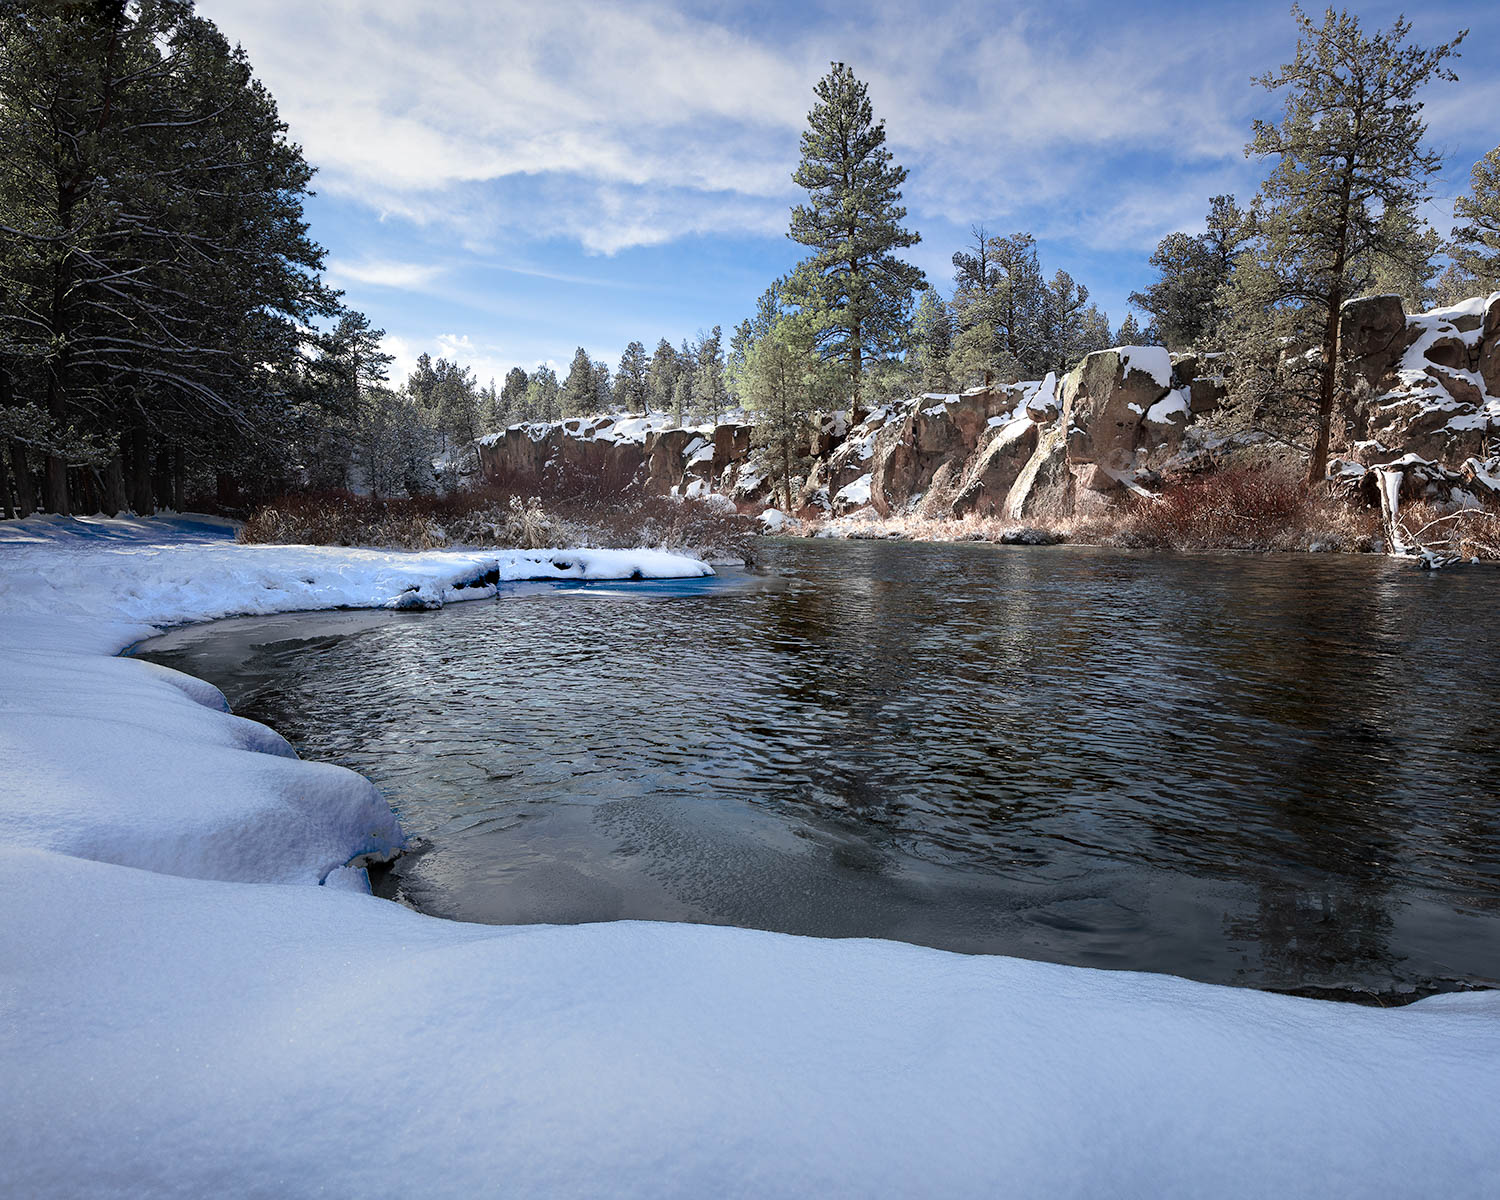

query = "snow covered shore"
[[2, 517, 1498, 1198]]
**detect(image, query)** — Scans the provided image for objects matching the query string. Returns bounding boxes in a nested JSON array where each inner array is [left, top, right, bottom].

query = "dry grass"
[[798, 464, 1386, 554], [240, 486, 758, 563], [1097, 464, 1382, 553]]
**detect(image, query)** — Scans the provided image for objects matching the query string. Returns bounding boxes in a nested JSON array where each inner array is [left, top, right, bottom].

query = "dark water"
[[139, 540, 1500, 997]]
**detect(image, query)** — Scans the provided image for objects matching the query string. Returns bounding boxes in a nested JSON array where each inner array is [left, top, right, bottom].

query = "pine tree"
[[646, 338, 678, 412], [429, 358, 480, 458], [671, 374, 692, 428], [561, 347, 596, 416], [0, 1, 336, 514], [1226, 7, 1464, 486], [1130, 196, 1251, 350], [786, 62, 926, 417], [1113, 313, 1154, 347], [949, 226, 1003, 386], [692, 326, 728, 423], [1452, 146, 1500, 294], [592, 360, 613, 412], [743, 314, 834, 511], [987, 233, 1046, 375], [1036, 271, 1093, 374], [614, 341, 649, 410], [911, 289, 954, 393], [523, 365, 560, 423], [499, 368, 529, 424]]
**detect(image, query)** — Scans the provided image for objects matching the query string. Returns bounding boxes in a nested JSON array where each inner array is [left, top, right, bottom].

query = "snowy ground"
[[2, 517, 1498, 1197]]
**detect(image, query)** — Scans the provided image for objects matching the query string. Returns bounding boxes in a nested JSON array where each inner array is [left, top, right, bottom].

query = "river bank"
[[2, 516, 1498, 1198]]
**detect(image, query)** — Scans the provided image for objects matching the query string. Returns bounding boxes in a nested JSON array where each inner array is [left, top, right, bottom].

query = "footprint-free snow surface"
[[1, 516, 1497, 1198]]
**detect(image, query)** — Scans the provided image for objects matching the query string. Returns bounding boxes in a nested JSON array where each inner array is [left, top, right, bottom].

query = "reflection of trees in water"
[[1227, 883, 1399, 991]]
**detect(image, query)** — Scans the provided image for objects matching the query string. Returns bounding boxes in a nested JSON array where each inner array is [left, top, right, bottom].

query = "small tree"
[[950, 225, 1004, 386], [911, 289, 954, 393], [499, 367, 529, 424], [614, 341, 649, 410], [561, 347, 596, 416], [646, 338, 679, 412], [692, 325, 729, 423], [1451, 146, 1500, 294], [1130, 196, 1251, 349], [744, 314, 831, 511]]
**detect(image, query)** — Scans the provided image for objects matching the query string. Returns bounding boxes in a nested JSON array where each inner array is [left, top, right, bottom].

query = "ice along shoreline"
[[2, 515, 1498, 1199]]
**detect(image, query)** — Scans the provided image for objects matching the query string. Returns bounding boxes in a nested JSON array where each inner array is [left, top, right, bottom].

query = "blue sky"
[[201, 0, 1498, 388]]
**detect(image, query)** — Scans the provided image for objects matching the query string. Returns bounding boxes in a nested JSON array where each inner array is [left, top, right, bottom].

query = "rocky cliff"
[[475, 293, 1500, 524]]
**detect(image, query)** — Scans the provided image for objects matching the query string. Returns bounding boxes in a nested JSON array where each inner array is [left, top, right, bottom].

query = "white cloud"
[[326, 259, 445, 291], [201, 0, 1271, 256]]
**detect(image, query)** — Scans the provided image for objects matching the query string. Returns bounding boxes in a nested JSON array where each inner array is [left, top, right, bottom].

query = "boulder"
[[642, 429, 699, 494], [1480, 294, 1500, 396], [1061, 347, 1173, 478], [950, 419, 1040, 518], [1005, 426, 1073, 521], [1340, 294, 1412, 386]]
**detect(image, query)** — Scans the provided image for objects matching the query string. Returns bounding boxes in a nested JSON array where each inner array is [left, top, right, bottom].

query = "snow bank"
[[0, 514, 711, 628], [0, 516, 709, 887], [3, 844, 1497, 1199], [2, 515, 1498, 1198]]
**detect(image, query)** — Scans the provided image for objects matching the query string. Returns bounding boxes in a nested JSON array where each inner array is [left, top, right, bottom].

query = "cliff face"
[[474, 294, 1500, 521]]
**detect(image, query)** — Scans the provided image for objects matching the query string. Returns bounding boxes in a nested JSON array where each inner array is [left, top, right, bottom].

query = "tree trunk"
[[43, 452, 69, 514], [102, 453, 127, 516], [0, 440, 12, 520], [8, 441, 34, 517], [127, 420, 154, 515], [171, 444, 185, 512], [1307, 291, 1343, 489], [152, 444, 172, 511]]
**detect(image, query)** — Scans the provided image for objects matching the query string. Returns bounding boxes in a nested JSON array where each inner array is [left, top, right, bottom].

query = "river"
[[138, 539, 1500, 999]]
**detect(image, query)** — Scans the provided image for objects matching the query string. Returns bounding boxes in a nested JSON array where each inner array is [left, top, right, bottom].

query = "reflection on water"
[[139, 541, 1500, 997]]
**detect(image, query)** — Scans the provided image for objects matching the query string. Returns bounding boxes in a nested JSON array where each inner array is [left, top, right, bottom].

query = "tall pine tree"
[[786, 63, 925, 418], [1226, 7, 1464, 486]]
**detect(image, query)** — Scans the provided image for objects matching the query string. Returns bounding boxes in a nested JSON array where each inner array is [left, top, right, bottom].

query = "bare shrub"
[[239, 486, 756, 562], [1395, 500, 1500, 561]]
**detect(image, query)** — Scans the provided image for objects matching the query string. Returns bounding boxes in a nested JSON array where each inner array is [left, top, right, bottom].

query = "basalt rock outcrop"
[[476, 414, 759, 500], [474, 293, 1500, 525]]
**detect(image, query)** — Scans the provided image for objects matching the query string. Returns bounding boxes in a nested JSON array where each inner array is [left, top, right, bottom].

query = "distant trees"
[[786, 62, 926, 417], [1221, 6, 1464, 485], [1129, 196, 1251, 349], [691, 326, 728, 423], [498, 368, 529, 425], [1451, 147, 1500, 295], [934, 229, 1112, 388], [523, 366, 561, 423]]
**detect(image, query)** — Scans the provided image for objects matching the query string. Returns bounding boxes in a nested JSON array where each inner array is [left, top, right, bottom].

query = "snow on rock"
[[3, 515, 1500, 1198], [833, 473, 873, 513], [758, 507, 788, 532], [1145, 388, 1192, 425], [1117, 345, 1174, 389]]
